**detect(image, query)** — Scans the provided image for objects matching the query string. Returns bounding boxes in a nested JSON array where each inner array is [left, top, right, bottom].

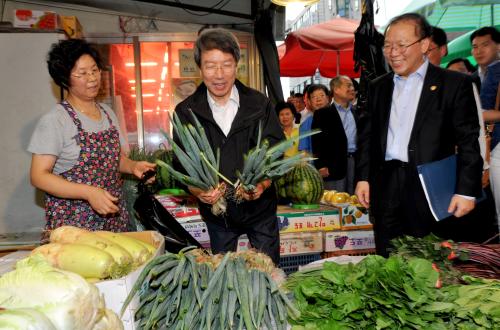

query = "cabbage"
[[0, 308, 56, 330], [92, 309, 124, 330], [0, 255, 104, 330]]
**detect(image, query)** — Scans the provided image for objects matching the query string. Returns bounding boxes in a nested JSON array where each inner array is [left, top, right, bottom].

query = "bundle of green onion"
[[233, 123, 319, 197], [156, 109, 227, 215]]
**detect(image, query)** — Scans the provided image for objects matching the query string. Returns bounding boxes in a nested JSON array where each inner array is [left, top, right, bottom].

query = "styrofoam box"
[[324, 230, 375, 252], [95, 231, 165, 330], [277, 204, 341, 233], [279, 231, 323, 256]]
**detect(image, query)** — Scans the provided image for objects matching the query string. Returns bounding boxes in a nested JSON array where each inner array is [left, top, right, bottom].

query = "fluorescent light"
[[164, 52, 169, 63], [125, 62, 158, 67], [161, 66, 167, 80], [128, 79, 156, 83], [131, 94, 155, 98]]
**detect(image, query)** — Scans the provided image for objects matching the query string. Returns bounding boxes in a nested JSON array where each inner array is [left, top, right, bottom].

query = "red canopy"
[[279, 18, 360, 78]]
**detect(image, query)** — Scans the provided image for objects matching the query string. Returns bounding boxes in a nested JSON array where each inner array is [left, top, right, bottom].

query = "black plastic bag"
[[133, 170, 202, 253]]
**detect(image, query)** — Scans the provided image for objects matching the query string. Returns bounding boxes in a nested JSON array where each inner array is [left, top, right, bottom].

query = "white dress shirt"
[[207, 85, 239, 136], [386, 60, 428, 162]]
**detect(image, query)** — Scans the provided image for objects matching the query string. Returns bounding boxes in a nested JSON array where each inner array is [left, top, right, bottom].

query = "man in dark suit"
[[355, 13, 483, 256], [310, 84, 348, 192], [330, 75, 359, 194]]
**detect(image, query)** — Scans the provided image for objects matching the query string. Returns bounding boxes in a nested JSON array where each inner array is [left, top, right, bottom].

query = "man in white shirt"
[[173, 28, 284, 264]]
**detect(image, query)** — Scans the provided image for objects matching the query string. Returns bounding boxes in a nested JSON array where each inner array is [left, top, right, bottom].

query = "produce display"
[[0, 255, 123, 330], [157, 110, 226, 215], [285, 255, 500, 329], [391, 234, 500, 282], [121, 248, 299, 330], [232, 124, 317, 196], [156, 110, 317, 214], [31, 226, 155, 280], [274, 162, 324, 207]]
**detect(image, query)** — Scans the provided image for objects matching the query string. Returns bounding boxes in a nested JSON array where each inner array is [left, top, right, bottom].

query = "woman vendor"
[[28, 39, 155, 233]]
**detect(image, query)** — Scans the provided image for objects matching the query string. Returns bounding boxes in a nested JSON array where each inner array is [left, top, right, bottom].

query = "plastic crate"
[[279, 253, 322, 275]]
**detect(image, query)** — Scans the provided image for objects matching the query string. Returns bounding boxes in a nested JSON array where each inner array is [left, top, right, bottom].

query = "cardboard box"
[[279, 232, 323, 256], [155, 194, 202, 223], [60, 15, 82, 38], [324, 230, 375, 252], [336, 204, 372, 230], [95, 231, 165, 330], [277, 204, 340, 233], [13, 9, 59, 29]]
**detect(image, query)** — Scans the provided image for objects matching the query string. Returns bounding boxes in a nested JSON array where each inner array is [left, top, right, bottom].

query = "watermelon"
[[278, 162, 324, 207]]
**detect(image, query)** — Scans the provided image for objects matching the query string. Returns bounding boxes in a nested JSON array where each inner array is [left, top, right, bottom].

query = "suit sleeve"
[[453, 75, 483, 197]]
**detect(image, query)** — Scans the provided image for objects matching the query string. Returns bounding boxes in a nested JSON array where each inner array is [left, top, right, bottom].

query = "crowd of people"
[[29, 13, 499, 262], [277, 15, 499, 256]]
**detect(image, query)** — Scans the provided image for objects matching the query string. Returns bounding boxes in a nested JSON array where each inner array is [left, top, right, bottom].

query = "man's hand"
[[448, 195, 475, 218], [318, 167, 330, 178], [355, 181, 370, 208], [188, 185, 224, 205], [240, 179, 271, 201]]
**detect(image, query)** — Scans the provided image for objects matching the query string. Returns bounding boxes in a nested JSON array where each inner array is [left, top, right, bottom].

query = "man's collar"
[[332, 99, 352, 110], [394, 59, 429, 82], [207, 85, 240, 108]]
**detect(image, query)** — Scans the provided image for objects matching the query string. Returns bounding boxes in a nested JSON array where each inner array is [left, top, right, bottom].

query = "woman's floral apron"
[[44, 101, 130, 232]]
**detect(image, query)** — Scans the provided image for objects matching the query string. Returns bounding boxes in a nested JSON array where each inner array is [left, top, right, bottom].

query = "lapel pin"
[[430, 85, 437, 91]]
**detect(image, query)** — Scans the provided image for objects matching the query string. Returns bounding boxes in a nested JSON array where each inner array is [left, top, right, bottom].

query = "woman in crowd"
[[275, 101, 301, 158], [28, 39, 155, 233]]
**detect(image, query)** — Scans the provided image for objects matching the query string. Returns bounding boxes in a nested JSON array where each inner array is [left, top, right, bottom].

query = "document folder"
[[417, 155, 457, 221]]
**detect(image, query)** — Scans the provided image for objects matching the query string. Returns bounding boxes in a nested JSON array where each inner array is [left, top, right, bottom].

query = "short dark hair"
[[430, 26, 447, 46], [307, 84, 330, 99], [446, 57, 476, 73], [275, 101, 300, 124], [385, 13, 432, 39], [470, 26, 500, 44], [194, 28, 240, 67], [329, 75, 351, 91], [293, 92, 304, 99], [47, 39, 102, 90]]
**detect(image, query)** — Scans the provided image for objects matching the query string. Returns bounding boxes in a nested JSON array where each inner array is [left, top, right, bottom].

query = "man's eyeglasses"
[[203, 63, 235, 75], [383, 37, 424, 54], [71, 68, 101, 80]]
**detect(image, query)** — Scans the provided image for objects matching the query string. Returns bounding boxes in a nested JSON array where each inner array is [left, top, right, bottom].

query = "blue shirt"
[[298, 115, 313, 154], [386, 60, 428, 162], [481, 61, 500, 150], [333, 100, 357, 153]]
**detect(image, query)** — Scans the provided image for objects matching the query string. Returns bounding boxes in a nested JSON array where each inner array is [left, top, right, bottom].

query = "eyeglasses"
[[71, 68, 101, 80], [383, 37, 424, 54], [202, 63, 236, 75]]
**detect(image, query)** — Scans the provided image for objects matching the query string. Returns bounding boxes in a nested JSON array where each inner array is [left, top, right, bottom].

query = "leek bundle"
[[234, 123, 319, 197], [156, 109, 227, 215]]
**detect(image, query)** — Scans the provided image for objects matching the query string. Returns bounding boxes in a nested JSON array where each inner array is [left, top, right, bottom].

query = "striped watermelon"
[[281, 162, 324, 206]]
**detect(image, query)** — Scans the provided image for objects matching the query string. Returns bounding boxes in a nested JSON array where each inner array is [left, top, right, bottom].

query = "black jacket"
[[173, 80, 285, 227], [311, 104, 348, 180], [356, 63, 482, 199]]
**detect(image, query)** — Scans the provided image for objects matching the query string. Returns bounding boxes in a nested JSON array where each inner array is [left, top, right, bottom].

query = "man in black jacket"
[[173, 28, 284, 264], [355, 13, 482, 256]]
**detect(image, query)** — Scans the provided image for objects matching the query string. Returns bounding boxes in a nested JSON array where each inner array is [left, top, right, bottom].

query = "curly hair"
[[47, 39, 102, 90]]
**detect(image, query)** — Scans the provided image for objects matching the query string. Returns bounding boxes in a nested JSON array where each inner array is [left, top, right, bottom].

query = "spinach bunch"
[[286, 255, 499, 329]]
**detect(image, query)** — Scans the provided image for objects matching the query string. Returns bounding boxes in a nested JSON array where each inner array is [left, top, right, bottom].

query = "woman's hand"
[[189, 185, 225, 205], [131, 161, 156, 180], [85, 186, 120, 215], [240, 179, 271, 201]]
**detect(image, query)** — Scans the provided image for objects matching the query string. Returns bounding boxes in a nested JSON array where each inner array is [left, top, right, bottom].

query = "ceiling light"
[[270, 0, 319, 6], [125, 62, 158, 67]]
